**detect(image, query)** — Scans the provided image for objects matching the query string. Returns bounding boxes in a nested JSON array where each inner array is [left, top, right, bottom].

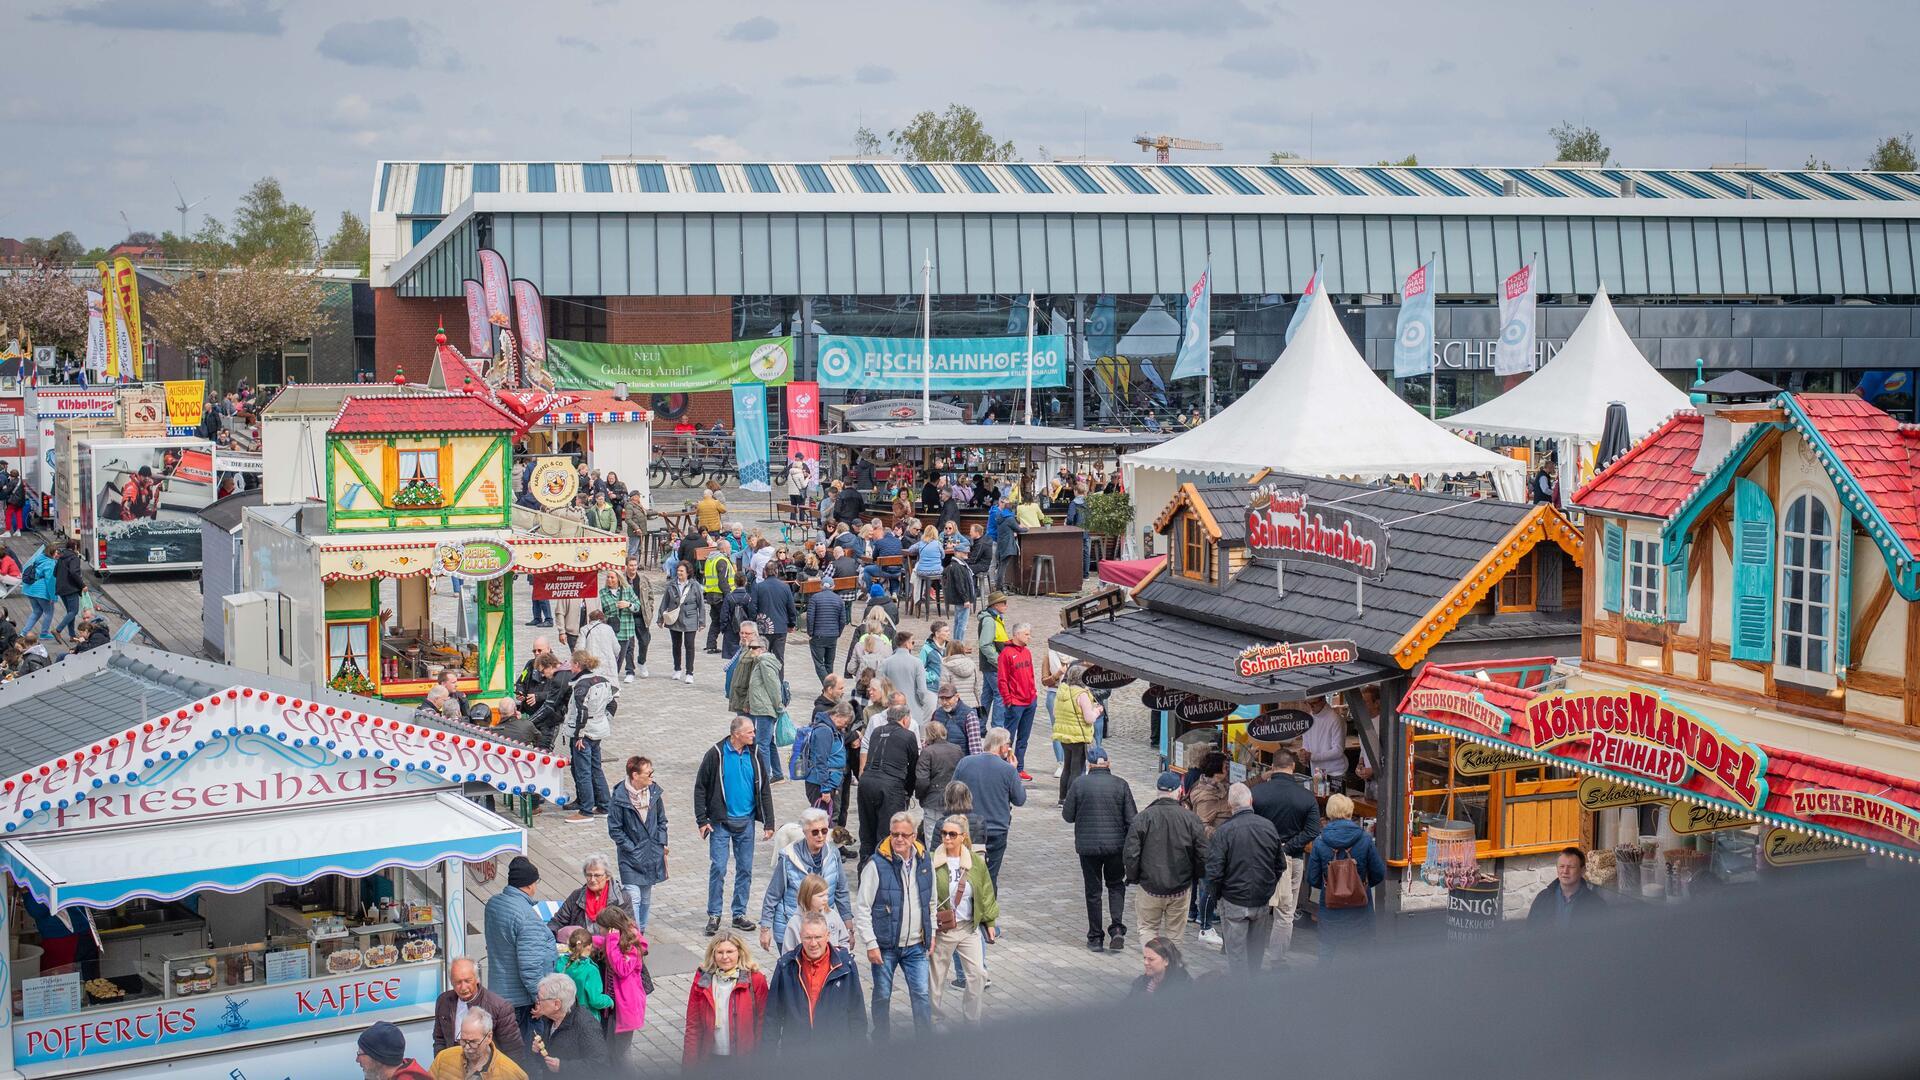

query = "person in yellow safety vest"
[[702, 544, 735, 654], [974, 591, 1011, 725]]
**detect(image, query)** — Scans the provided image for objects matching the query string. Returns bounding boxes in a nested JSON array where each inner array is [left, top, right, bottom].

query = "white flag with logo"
[[1494, 262, 1536, 376], [85, 290, 106, 377]]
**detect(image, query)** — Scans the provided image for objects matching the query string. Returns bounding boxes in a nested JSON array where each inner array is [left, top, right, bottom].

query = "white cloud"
[[691, 134, 751, 160]]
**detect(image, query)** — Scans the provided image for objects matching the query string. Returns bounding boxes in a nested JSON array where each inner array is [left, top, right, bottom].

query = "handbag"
[[773, 710, 796, 748], [937, 864, 968, 932], [1324, 846, 1368, 909]]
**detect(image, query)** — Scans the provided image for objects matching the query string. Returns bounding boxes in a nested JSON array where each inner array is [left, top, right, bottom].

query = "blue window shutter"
[[1601, 521, 1624, 613], [1731, 477, 1776, 662], [1835, 507, 1853, 670], [1665, 542, 1689, 623]]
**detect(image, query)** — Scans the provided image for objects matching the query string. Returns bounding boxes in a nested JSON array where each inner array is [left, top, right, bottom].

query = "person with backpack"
[[719, 570, 758, 660], [1305, 793, 1387, 962], [798, 703, 852, 816], [561, 652, 617, 822], [17, 543, 55, 638], [52, 540, 86, 645], [973, 592, 1010, 725], [702, 542, 736, 655], [2, 470, 28, 537], [1203, 783, 1281, 976]]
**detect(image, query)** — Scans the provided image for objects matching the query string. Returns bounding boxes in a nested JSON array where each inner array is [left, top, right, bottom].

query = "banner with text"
[[785, 381, 820, 471], [546, 337, 794, 393], [732, 382, 772, 492], [816, 333, 1068, 391], [164, 380, 205, 433]]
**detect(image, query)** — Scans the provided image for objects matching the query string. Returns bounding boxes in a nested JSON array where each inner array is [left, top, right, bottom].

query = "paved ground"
[[10, 486, 1323, 1071]]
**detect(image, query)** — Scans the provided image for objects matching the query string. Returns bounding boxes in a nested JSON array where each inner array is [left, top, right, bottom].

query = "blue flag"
[[731, 382, 771, 492], [1172, 264, 1211, 381], [1086, 295, 1118, 358], [1284, 257, 1324, 346], [1392, 259, 1437, 379]]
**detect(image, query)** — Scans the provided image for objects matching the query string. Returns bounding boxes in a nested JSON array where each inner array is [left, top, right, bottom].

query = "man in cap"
[[1061, 748, 1136, 952], [354, 1020, 433, 1079], [483, 856, 553, 1032], [1123, 770, 1209, 946]]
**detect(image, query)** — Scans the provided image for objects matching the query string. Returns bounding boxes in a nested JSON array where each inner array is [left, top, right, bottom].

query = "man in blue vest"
[[851, 811, 933, 1040]]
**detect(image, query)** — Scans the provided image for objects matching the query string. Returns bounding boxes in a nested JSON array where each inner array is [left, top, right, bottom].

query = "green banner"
[[546, 336, 795, 392]]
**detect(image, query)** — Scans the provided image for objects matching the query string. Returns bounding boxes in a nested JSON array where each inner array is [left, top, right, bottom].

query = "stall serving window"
[[1404, 729, 1582, 864]]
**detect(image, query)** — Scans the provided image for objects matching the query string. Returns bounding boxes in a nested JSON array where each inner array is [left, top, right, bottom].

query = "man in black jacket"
[[1205, 783, 1282, 975], [1250, 749, 1320, 957], [693, 717, 775, 937], [1123, 770, 1208, 946], [1527, 847, 1607, 927], [1061, 749, 1137, 952], [750, 571, 799, 666], [52, 541, 85, 645], [857, 706, 919, 866]]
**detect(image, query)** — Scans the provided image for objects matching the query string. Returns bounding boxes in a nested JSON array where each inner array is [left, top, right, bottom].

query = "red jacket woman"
[[682, 934, 769, 1066]]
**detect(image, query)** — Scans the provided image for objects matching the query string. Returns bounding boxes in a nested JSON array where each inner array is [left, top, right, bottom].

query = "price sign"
[[265, 948, 311, 985], [22, 972, 82, 1020]]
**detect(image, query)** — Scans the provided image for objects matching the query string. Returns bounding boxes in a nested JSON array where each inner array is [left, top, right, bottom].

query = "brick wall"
[[373, 289, 467, 383]]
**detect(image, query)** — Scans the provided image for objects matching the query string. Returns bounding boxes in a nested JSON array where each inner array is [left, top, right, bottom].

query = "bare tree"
[[0, 264, 87, 352]]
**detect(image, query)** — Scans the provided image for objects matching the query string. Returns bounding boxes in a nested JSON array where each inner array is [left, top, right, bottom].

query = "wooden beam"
[[1698, 526, 1715, 682], [1851, 576, 1897, 669], [1716, 408, 1787, 424], [1847, 669, 1904, 697]]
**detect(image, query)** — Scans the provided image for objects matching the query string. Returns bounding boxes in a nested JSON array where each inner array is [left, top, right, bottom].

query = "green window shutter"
[[1731, 477, 1776, 662], [1835, 508, 1853, 671], [1601, 521, 1624, 613], [1665, 542, 1690, 623]]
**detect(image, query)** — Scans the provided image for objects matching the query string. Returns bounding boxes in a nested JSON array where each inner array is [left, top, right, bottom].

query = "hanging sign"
[[1667, 801, 1751, 835], [1576, 775, 1669, 812], [1762, 827, 1864, 867], [1522, 688, 1769, 812], [1402, 688, 1513, 737], [1174, 697, 1236, 724], [1453, 742, 1535, 776], [531, 569, 598, 601], [1788, 788, 1920, 846], [1235, 638, 1357, 677], [1245, 488, 1390, 580], [433, 538, 513, 581], [1082, 666, 1137, 690], [1245, 708, 1314, 742], [527, 456, 579, 509], [1142, 685, 1193, 712]]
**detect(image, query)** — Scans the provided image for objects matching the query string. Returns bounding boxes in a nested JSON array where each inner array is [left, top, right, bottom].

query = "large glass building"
[[370, 159, 1920, 427]]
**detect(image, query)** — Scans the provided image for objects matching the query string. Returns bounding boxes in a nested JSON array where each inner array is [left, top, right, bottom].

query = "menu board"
[[22, 972, 82, 1020], [265, 948, 311, 985]]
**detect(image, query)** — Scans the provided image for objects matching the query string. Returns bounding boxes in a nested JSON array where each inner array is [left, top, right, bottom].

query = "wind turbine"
[[119, 210, 133, 241], [171, 178, 209, 236]]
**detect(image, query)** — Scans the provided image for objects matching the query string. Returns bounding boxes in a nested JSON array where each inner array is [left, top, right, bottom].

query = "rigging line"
[[1379, 499, 1490, 526]]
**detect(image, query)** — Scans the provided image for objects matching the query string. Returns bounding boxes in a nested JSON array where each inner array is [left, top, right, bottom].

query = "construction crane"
[[1133, 134, 1222, 163]]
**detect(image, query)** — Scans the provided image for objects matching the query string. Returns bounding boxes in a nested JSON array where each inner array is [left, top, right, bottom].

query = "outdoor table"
[[1012, 525, 1086, 594]]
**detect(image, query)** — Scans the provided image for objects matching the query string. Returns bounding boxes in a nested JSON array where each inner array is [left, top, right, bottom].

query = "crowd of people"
[[0, 538, 113, 679]]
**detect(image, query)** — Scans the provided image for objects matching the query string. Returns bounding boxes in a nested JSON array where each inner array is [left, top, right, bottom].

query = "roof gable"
[[1390, 504, 1586, 667], [330, 392, 519, 436], [1571, 411, 1705, 519]]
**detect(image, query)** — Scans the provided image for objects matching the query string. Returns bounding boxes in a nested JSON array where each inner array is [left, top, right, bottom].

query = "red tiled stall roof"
[[330, 392, 520, 435], [1571, 411, 1704, 519], [1791, 394, 1920, 550]]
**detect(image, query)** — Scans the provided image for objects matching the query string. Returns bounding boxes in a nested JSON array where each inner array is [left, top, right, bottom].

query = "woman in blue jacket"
[[1305, 793, 1387, 961], [18, 542, 58, 637]]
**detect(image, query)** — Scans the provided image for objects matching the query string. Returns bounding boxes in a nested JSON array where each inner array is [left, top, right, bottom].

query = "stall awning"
[[3, 794, 522, 912], [1051, 609, 1389, 704]]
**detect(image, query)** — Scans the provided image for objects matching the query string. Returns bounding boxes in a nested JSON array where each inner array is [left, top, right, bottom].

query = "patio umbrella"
[[1596, 400, 1632, 470]]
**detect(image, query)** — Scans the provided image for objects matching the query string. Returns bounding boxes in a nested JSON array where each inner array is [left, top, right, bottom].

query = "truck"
[[76, 436, 216, 574]]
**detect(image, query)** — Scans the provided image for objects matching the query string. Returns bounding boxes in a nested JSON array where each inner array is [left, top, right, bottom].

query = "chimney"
[[1618, 175, 1636, 197], [1501, 178, 1519, 197], [1692, 399, 1734, 475]]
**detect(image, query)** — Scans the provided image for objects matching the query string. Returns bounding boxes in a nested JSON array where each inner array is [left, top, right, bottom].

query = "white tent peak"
[[1124, 287, 1527, 489], [1441, 285, 1692, 443], [1114, 297, 1180, 357]]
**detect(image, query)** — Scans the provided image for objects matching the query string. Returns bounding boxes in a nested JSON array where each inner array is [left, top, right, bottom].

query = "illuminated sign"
[[1789, 788, 1920, 847], [1524, 689, 1768, 811], [1245, 489, 1389, 580], [1235, 639, 1358, 678]]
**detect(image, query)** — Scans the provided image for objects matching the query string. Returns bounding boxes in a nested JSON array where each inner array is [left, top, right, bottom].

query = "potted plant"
[[1083, 491, 1133, 562]]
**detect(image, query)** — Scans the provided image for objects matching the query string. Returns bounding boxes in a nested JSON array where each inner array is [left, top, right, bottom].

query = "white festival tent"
[[1122, 292, 1527, 555], [1440, 286, 1692, 496]]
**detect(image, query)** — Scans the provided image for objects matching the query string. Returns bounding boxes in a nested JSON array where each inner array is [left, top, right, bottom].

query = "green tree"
[[1549, 122, 1609, 164], [1374, 154, 1419, 166], [878, 105, 1016, 161], [159, 218, 237, 268], [147, 259, 329, 388], [230, 177, 316, 266], [1803, 154, 1834, 171], [322, 211, 370, 274], [851, 125, 883, 157], [1866, 132, 1917, 172], [1269, 150, 1302, 163]]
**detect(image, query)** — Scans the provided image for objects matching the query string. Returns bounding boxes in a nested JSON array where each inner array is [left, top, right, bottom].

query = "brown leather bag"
[[937, 865, 968, 931], [1324, 846, 1367, 909]]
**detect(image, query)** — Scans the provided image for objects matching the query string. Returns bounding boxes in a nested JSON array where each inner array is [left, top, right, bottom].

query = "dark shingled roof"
[[1052, 609, 1387, 704], [198, 488, 264, 533], [1143, 473, 1535, 662], [0, 644, 528, 781]]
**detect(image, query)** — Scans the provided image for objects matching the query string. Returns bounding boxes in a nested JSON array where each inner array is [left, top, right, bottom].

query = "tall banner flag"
[[730, 383, 772, 492], [109, 286, 134, 382], [1172, 264, 1211, 381], [1086, 295, 1118, 359], [784, 381, 821, 471], [476, 249, 512, 328], [511, 280, 547, 363], [1285, 257, 1324, 345], [95, 263, 120, 380], [1392, 259, 1437, 379], [1495, 262, 1537, 376], [112, 257, 144, 379], [85, 290, 106, 378], [462, 280, 493, 357]]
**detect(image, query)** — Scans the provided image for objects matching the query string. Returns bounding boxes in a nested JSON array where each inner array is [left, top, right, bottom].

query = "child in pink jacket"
[[594, 906, 649, 1057]]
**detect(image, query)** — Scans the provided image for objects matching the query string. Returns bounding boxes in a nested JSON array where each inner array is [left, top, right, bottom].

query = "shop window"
[[1778, 492, 1835, 681], [1624, 535, 1663, 619], [1179, 516, 1213, 582], [1496, 551, 1536, 612], [327, 621, 376, 694], [1406, 730, 1579, 863]]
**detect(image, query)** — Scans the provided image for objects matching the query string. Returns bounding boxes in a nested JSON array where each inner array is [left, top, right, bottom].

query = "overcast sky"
[[6, 0, 1917, 246]]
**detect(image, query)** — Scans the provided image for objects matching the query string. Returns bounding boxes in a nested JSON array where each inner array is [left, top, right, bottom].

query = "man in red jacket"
[[354, 1020, 433, 1079], [994, 622, 1038, 779]]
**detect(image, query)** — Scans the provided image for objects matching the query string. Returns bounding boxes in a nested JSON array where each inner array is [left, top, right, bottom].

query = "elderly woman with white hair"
[[527, 972, 607, 1076], [757, 806, 853, 953], [545, 853, 634, 935]]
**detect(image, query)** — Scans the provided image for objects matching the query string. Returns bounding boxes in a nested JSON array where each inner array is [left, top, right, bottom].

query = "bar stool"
[[1027, 554, 1057, 597]]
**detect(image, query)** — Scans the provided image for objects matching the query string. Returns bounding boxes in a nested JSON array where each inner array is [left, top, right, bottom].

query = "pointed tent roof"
[[1124, 293, 1527, 486], [1441, 287, 1692, 443], [1114, 297, 1181, 357]]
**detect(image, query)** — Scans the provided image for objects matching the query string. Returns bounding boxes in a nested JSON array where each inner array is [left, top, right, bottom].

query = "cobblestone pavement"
[[478, 567, 1310, 1071]]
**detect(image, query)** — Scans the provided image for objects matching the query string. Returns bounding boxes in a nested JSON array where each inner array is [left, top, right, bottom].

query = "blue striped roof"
[[372, 160, 1920, 215]]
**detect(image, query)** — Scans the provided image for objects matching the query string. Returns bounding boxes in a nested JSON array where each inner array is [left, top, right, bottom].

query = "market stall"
[[0, 644, 567, 1078], [237, 393, 625, 704], [258, 384, 439, 505]]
